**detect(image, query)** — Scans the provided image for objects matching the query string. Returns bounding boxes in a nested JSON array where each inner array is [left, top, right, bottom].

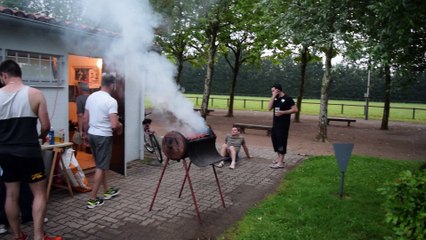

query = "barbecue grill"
[[149, 128, 226, 223]]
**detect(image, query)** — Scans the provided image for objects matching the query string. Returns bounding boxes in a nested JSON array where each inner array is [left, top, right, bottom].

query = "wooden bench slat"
[[327, 117, 356, 126], [193, 108, 214, 115], [233, 123, 272, 136]]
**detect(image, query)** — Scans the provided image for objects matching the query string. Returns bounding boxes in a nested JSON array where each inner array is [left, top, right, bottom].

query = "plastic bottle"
[[59, 129, 65, 143], [49, 127, 55, 145]]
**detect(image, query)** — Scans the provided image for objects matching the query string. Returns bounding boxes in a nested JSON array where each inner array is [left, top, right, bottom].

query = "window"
[[6, 50, 64, 86]]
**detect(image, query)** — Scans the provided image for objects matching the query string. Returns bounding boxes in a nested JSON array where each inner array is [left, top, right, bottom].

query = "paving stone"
[[0, 148, 304, 240]]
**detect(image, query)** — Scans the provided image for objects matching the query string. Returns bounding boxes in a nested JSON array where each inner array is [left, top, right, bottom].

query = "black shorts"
[[271, 127, 289, 154], [0, 154, 46, 183]]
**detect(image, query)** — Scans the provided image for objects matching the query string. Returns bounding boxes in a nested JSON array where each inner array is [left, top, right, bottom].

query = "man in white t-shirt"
[[82, 74, 123, 209]]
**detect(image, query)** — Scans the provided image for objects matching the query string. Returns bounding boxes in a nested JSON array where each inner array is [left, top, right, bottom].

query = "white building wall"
[[0, 19, 144, 172], [0, 23, 70, 140], [124, 67, 143, 168]]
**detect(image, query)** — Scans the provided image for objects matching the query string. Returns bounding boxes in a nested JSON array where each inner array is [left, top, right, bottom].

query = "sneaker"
[[103, 187, 120, 200], [87, 197, 104, 209], [44, 234, 63, 240], [0, 224, 6, 234], [14, 232, 29, 240]]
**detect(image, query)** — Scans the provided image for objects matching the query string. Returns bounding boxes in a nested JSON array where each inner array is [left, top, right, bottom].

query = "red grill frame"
[[149, 129, 226, 223]]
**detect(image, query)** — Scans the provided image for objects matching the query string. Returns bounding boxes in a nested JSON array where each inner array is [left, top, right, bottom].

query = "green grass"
[[183, 94, 426, 123], [221, 156, 422, 240]]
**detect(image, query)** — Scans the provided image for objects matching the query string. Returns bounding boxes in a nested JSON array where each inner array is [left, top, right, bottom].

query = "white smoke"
[[80, 0, 208, 135]]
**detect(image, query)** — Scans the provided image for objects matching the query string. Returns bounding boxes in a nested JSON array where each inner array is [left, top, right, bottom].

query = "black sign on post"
[[333, 143, 354, 198]]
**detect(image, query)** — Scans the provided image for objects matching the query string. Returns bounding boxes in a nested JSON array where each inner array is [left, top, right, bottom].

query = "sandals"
[[215, 162, 224, 168], [270, 163, 285, 169], [215, 161, 236, 169]]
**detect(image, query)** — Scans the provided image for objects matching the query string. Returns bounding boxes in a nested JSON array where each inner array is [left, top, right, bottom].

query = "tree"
[[0, 0, 85, 21], [266, 1, 317, 123], [358, 0, 426, 130], [196, 0, 233, 119], [218, 0, 265, 117], [152, 0, 202, 84], [293, 47, 319, 122], [274, 0, 357, 142]]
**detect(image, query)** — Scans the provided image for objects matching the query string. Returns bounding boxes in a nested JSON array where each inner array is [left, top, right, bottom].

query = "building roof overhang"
[[0, 6, 120, 39]]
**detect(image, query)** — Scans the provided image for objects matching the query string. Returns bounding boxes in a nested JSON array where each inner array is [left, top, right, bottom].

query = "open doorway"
[[68, 54, 103, 172]]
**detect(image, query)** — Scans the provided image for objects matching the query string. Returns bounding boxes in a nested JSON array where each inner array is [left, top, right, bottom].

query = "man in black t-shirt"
[[267, 83, 298, 169]]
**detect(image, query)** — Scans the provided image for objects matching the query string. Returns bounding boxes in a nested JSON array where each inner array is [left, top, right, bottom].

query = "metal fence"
[[187, 96, 426, 120]]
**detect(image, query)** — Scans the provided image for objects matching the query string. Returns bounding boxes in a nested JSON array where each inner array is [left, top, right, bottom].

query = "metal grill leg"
[[178, 161, 192, 198], [212, 165, 226, 208], [182, 159, 202, 224], [149, 157, 170, 211]]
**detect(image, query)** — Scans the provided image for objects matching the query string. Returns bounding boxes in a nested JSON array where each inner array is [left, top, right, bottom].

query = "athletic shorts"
[[225, 148, 239, 161], [0, 154, 46, 183], [88, 134, 113, 170], [271, 127, 289, 154]]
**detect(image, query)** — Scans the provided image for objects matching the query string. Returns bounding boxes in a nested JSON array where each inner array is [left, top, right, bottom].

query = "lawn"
[[221, 156, 422, 240], [183, 94, 426, 123]]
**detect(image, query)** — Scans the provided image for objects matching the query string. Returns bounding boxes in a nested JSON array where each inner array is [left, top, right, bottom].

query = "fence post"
[[196, 97, 199, 106], [341, 104, 344, 114], [261, 100, 264, 109], [413, 108, 416, 119], [211, 98, 214, 107], [243, 99, 246, 109]]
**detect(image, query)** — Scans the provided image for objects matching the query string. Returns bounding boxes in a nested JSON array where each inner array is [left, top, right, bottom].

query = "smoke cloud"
[[80, 0, 208, 135]]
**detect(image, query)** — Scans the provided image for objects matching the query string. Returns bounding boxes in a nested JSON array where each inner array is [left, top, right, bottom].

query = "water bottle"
[[49, 127, 55, 145]]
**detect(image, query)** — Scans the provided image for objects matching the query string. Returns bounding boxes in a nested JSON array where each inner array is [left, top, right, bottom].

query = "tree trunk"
[[201, 23, 219, 119], [226, 50, 241, 118], [175, 51, 184, 84], [175, 39, 186, 84], [380, 65, 391, 130], [294, 47, 308, 123], [316, 45, 333, 142]]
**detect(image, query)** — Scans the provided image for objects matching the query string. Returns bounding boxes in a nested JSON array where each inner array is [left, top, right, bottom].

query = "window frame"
[[4, 50, 65, 87]]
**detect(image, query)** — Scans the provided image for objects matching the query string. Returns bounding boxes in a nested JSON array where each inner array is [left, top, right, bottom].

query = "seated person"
[[216, 127, 251, 169]]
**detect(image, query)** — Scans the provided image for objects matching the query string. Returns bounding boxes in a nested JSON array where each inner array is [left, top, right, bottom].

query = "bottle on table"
[[49, 127, 54, 145]]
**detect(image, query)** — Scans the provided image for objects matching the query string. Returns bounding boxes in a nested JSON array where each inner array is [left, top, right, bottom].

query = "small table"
[[41, 142, 74, 200]]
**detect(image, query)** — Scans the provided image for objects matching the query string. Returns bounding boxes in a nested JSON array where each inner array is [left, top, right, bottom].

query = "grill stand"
[[178, 161, 226, 209], [149, 157, 226, 224]]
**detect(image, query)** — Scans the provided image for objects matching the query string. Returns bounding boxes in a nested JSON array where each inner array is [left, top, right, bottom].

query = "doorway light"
[[96, 58, 103, 69]]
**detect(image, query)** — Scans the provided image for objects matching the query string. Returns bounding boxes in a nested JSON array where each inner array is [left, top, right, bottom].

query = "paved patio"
[[1, 147, 304, 240]]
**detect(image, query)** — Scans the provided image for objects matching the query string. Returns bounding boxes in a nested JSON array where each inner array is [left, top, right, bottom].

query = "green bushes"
[[379, 167, 426, 240]]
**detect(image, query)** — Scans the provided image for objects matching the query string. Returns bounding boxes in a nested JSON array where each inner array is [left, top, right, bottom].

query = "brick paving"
[[0, 147, 304, 240]]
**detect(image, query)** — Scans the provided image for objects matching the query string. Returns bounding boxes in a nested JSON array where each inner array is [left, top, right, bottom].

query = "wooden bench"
[[233, 123, 272, 136], [193, 108, 215, 115], [327, 117, 356, 126]]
